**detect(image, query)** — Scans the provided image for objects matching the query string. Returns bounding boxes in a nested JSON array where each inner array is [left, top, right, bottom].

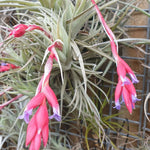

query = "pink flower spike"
[[90, 0, 139, 114], [26, 101, 49, 149], [43, 43, 64, 84], [9, 24, 28, 37], [35, 75, 50, 95], [114, 79, 122, 110], [91, 0, 118, 56], [8, 64, 20, 69], [36, 102, 49, 131], [124, 77, 141, 103], [35, 76, 44, 95], [116, 58, 127, 83], [0, 63, 20, 72], [50, 46, 64, 84], [41, 124, 49, 147], [43, 85, 61, 121], [43, 85, 59, 108], [26, 115, 37, 146], [35, 102, 49, 149], [42, 39, 64, 84], [42, 54, 54, 87], [122, 87, 132, 114], [19, 109, 32, 124], [26, 93, 45, 110], [110, 41, 119, 61], [125, 77, 136, 90], [29, 133, 41, 150], [19, 93, 45, 123], [120, 58, 139, 83]]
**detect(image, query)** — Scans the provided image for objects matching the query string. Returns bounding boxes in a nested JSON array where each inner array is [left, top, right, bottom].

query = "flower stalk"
[[19, 40, 62, 149], [0, 23, 62, 149], [0, 94, 23, 110], [91, 0, 140, 114], [0, 62, 20, 72], [0, 24, 53, 48], [9, 24, 52, 40]]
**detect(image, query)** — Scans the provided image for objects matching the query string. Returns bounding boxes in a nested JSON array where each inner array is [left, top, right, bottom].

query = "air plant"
[[0, 0, 148, 149]]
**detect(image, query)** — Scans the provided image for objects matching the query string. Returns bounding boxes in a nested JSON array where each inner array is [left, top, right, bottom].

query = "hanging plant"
[[0, 0, 148, 149]]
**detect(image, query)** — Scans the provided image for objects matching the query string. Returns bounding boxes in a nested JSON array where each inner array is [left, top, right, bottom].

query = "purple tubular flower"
[[113, 101, 121, 110], [49, 114, 61, 122], [129, 73, 139, 83], [19, 109, 33, 124], [1, 62, 7, 66], [49, 107, 61, 122], [121, 77, 130, 86], [131, 95, 141, 103]]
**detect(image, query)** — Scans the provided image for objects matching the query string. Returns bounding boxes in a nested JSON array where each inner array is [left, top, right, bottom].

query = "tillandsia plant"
[[1, 24, 63, 149], [0, 0, 149, 149], [91, 0, 140, 114]]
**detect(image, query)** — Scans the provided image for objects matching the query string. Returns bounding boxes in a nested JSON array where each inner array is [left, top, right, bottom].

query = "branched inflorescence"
[[19, 40, 62, 149], [0, 24, 62, 149], [91, 0, 141, 114]]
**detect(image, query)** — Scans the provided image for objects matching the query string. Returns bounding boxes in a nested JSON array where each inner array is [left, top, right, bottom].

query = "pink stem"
[[0, 87, 13, 96], [0, 94, 23, 110], [91, 0, 119, 60]]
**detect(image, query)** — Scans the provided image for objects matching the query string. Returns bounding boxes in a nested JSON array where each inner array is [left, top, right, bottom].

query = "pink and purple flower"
[[9, 24, 52, 39], [114, 77, 141, 114], [25, 101, 49, 149], [19, 40, 62, 150], [91, 0, 140, 114], [0, 62, 20, 72]]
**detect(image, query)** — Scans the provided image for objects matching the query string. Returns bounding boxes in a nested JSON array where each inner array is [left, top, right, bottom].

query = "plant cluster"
[[0, 0, 149, 149]]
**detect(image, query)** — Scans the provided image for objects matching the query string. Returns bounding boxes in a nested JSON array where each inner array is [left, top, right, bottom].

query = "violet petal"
[[121, 77, 130, 86], [129, 73, 139, 84], [1, 63, 7, 66], [18, 109, 32, 124], [113, 101, 121, 110], [49, 107, 61, 122], [132, 95, 141, 103], [49, 113, 61, 122]]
